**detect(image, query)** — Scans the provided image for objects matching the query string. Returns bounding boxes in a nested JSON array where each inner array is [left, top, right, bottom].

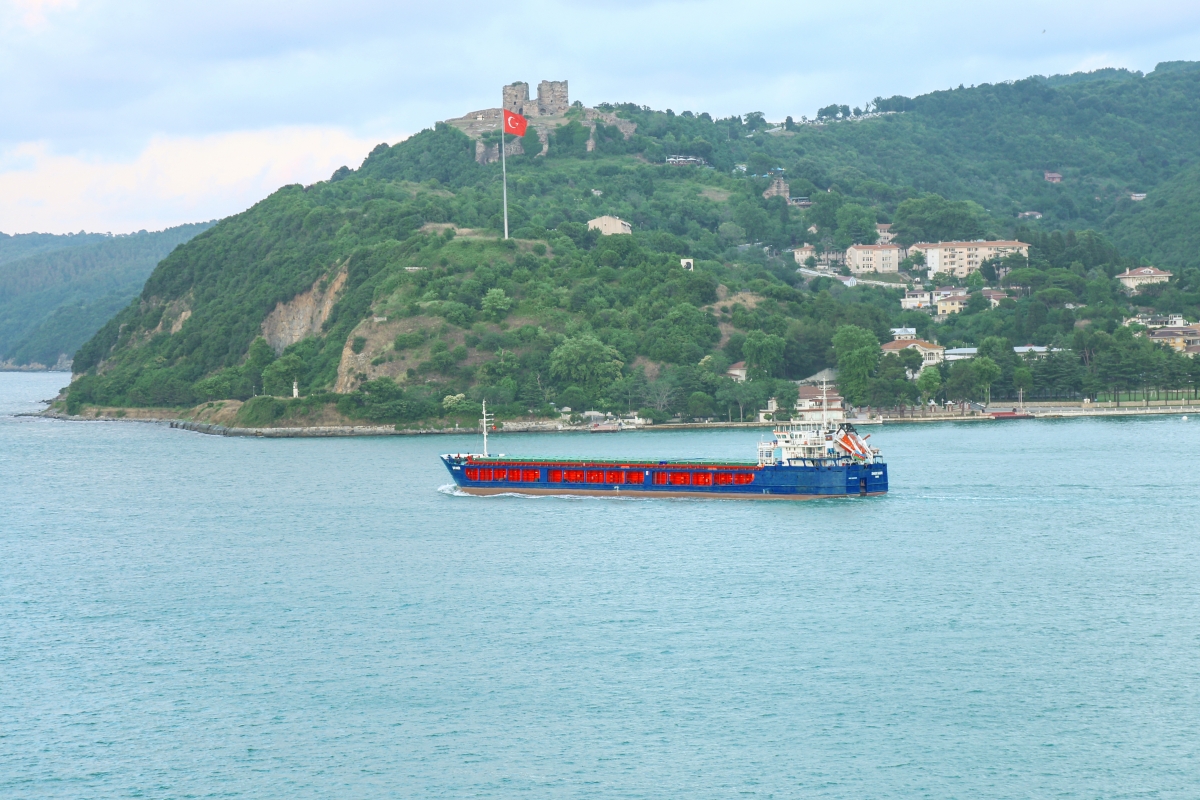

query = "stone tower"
[[503, 82, 531, 115], [537, 80, 569, 116]]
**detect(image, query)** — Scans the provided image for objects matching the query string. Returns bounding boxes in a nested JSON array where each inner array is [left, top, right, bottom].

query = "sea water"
[[2, 371, 1198, 799]]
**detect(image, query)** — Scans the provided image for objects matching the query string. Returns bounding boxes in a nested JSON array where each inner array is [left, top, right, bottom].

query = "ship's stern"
[[863, 462, 888, 495]]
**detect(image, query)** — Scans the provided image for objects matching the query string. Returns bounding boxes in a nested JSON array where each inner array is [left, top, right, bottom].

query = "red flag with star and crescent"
[[503, 110, 528, 137]]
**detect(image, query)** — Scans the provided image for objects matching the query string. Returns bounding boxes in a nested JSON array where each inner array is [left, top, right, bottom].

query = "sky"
[[3, 0, 1199, 234]]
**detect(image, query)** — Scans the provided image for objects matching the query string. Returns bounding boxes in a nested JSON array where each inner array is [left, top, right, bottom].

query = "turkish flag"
[[503, 110, 528, 137]]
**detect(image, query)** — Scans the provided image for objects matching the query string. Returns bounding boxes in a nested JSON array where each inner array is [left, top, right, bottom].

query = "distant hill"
[[0, 222, 214, 368], [64, 62, 1200, 419], [0, 231, 113, 266]]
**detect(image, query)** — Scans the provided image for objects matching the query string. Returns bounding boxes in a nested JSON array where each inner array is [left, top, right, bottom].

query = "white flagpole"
[[501, 121, 509, 240]]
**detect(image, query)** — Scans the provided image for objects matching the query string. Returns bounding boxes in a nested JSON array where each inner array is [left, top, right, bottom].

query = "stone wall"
[[475, 138, 526, 165]]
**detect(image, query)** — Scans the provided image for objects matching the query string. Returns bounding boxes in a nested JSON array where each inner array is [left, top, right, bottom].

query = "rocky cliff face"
[[261, 268, 347, 355]]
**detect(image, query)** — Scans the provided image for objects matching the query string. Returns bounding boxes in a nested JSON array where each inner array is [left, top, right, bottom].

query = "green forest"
[[64, 62, 1200, 425], [0, 222, 214, 367]]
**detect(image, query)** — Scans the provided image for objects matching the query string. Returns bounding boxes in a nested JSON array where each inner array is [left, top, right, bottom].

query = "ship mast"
[[480, 400, 493, 457], [820, 380, 828, 428]]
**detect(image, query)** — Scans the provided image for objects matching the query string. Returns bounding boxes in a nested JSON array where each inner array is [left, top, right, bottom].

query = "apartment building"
[[910, 240, 1030, 279], [845, 243, 904, 274]]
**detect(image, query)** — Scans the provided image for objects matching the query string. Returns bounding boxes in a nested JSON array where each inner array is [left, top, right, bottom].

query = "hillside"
[[0, 222, 213, 368], [65, 64, 1200, 423]]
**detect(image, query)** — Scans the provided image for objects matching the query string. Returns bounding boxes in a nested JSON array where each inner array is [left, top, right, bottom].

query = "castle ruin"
[[503, 80, 570, 117], [443, 80, 637, 165]]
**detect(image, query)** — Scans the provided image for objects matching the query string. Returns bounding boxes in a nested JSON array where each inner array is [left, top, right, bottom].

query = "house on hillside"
[[881, 338, 944, 373], [982, 289, 1011, 308], [1115, 266, 1171, 293], [726, 361, 748, 383], [944, 347, 977, 362], [587, 215, 631, 235], [793, 385, 846, 422], [901, 290, 933, 310], [876, 223, 895, 244], [1147, 326, 1200, 354], [1044, 171, 1063, 183], [792, 245, 817, 265], [933, 286, 968, 301], [937, 295, 970, 316]]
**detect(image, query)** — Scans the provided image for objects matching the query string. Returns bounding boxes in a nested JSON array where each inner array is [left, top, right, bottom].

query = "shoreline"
[[29, 403, 1200, 438]]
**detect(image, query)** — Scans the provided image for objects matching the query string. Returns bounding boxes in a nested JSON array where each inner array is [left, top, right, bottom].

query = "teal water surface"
[[2, 371, 1198, 798]]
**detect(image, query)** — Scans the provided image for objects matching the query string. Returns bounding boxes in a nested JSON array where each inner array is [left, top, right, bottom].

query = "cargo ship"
[[440, 395, 888, 500]]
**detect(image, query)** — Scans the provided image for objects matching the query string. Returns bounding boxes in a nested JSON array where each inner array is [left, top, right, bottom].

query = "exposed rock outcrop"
[[261, 268, 347, 355]]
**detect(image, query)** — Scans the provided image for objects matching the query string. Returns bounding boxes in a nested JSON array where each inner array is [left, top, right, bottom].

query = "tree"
[[1013, 366, 1034, 399], [773, 381, 799, 419], [549, 335, 624, 391], [686, 391, 715, 419], [481, 288, 513, 321], [742, 330, 786, 379], [833, 203, 879, 250], [244, 336, 276, 395], [917, 367, 942, 405], [892, 193, 989, 246], [945, 361, 978, 402], [898, 348, 924, 375], [973, 356, 1002, 405], [831, 325, 880, 405], [262, 353, 304, 396]]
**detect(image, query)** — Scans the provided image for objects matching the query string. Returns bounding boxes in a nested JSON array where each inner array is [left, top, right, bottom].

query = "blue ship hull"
[[440, 455, 888, 500]]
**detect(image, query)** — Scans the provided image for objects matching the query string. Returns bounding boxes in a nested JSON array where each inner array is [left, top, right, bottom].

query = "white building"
[[901, 290, 933, 310], [1115, 266, 1172, 293], [587, 215, 632, 235], [875, 223, 895, 244], [890, 327, 917, 340], [910, 240, 1030, 279], [882, 337, 945, 369]]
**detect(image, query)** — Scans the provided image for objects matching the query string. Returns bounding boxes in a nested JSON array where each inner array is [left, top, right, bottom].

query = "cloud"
[[9, 0, 77, 26], [2, 0, 1199, 232], [0, 126, 404, 233]]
